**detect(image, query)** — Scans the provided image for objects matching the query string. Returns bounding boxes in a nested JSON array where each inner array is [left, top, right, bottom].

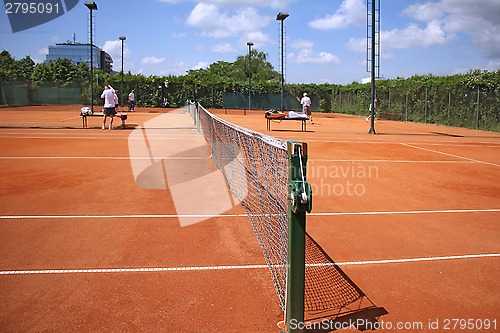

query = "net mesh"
[[195, 104, 376, 319], [198, 104, 289, 310], [304, 234, 368, 321]]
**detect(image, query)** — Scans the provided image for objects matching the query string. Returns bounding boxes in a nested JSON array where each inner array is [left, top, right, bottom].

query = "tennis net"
[[193, 104, 380, 324], [198, 104, 290, 310]]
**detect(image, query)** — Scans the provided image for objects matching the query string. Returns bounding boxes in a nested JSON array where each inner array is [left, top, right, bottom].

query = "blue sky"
[[1, 0, 499, 84]]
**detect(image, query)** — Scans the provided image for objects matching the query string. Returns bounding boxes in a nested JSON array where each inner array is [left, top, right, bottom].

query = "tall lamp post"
[[246, 42, 254, 116], [84, 2, 98, 111], [119, 36, 126, 107], [276, 12, 289, 112]]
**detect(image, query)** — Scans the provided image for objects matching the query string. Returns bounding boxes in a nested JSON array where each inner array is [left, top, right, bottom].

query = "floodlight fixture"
[[246, 42, 254, 115], [276, 12, 289, 111], [276, 12, 289, 21], [119, 36, 126, 106], [84, 1, 97, 10], [85, 2, 98, 111]]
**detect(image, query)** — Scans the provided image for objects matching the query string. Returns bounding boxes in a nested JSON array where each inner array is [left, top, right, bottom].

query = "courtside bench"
[[80, 112, 128, 129], [266, 116, 308, 131]]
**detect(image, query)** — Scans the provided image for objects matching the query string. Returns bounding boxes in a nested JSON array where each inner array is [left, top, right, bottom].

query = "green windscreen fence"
[[0, 85, 30, 106], [223, 92, 320, 111], [0, 84, 80, 106], [31, 87, 80, 105]]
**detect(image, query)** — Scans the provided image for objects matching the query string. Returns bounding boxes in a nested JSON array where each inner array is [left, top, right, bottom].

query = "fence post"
[[476, 86, 480, 130], [448, 90, 451, 124], [424, 86, 428, 123], [405, 94, 408, 121]]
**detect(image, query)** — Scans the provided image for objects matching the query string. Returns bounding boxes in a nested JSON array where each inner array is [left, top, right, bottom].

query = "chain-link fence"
[[331, 86, 499, 132]]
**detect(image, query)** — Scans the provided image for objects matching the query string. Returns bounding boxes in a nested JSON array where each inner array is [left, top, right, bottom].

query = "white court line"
[[303, 139, 500, 146], [0, 213, 249, 219], [0, 208, 498, 220], [0, 156, 204, 160], [310, 159, 475, 164], [309, 208, 500, 217], [1, 253, 498, 276], [0, 156, 476, 163], [0, 136, 201, 140], [402, 143, 500, 168], [410, 143, 500, 148]]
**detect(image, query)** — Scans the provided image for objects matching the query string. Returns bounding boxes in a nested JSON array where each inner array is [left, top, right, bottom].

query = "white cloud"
[[383, 20, 451, 49], [141, 56, 166, 65], [103, 40, 132, 66], [212, 43, 237, 53], [291, 39, 315, 50], [403, 2, 444, 22], [138, 58, 188, 76], [309, 0, 365, 30], [289, 50, 340, 65], [346, 37, 365, 53], [289, 39, 340, 65], [484, 59, 500, 71], [402, 0, 500, 59], [160, 0, 294, 8], [38, 48, 48, 55], [192, 62, 209, 70], [186, 3, 271, 38], [205, 0, 294, 8], [241, 31, 272, 48], [346, 19, 450, 64]]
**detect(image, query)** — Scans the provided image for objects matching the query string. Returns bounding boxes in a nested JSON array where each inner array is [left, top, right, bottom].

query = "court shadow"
[[304, 233, 388, 332]]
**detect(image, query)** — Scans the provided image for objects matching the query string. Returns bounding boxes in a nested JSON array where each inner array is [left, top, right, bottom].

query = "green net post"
[[286, 141, 312, 332]]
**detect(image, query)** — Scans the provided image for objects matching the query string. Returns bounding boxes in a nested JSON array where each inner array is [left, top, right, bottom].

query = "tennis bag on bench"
[[81, 107, 93, 115], [265, 110, 287, 120]]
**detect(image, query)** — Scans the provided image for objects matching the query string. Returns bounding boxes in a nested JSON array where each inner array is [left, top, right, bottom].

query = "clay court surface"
[[0, 105, 498, 332]]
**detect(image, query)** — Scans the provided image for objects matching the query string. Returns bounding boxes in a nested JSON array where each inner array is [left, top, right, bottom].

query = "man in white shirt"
[[128, 90, 135, 111], [300, 92, 313, 124], [101, 85, 117, 130]]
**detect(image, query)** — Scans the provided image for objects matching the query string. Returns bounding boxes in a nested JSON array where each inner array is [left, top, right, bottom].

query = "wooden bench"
[[81, 112, 128, 129], [266, 116, 308, 131]]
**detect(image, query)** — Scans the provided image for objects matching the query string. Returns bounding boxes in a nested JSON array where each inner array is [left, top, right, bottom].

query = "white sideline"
[[1, 253, 498, 276], [0, 208, 498, 220]]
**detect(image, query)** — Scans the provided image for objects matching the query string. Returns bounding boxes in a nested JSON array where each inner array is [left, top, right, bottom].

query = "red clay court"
[[0, 105, 498, 332]]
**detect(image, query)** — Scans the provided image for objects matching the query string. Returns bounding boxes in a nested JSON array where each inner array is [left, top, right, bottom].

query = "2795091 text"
[[5, 2, 60, 14]]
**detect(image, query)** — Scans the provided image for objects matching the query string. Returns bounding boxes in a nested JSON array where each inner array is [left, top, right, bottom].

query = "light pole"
[[276, 12, 289, 112], [84, 2, 98, 111], [119, 36, 126, 107], [246, 41, 254, 116]]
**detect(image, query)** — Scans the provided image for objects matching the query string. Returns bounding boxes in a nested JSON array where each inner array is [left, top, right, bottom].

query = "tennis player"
[[300, 93, 313, 124], [101, 85, 118, 130]]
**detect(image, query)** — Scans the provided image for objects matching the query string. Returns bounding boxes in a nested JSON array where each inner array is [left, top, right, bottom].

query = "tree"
[[32, 62, 52, 86], [234, 50, 280, 82], [15, 56, 35, 82], [0, 50, 16, 83]]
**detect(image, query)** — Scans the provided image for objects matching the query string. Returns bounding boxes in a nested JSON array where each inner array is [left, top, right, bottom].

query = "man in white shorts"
[[300, 92, 313, 124], [101, 85, 118, 130]]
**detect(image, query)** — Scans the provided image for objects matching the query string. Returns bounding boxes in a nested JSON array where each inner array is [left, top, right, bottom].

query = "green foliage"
[[0, 50, 22, 83], [331, 70, 500, 131], [15, 56, 35, 82], [1, 47, 499, 131], [0, 50, 35, 83]]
